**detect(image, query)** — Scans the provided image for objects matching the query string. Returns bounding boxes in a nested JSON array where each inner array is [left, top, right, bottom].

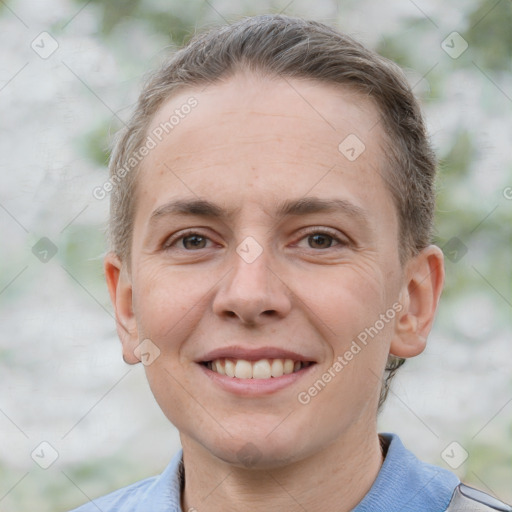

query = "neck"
[[180, 424, 384, 512]]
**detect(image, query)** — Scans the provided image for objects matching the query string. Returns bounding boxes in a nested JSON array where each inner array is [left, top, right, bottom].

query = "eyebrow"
[[149, 196, 370, 226], [149, 199, 231, 225], [277, 197, 368, 221]]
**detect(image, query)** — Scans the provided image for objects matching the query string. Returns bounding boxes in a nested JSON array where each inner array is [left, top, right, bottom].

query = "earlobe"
[[104, 252, 140, 365], [390, 245, 445, 359]]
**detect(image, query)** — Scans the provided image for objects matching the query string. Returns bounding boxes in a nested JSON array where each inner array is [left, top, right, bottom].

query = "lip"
[[197, 360, 317, 396], [196, 345, 316, 363]]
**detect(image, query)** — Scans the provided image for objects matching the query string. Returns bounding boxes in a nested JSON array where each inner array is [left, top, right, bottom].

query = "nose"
[[212, 243, 292, 326]]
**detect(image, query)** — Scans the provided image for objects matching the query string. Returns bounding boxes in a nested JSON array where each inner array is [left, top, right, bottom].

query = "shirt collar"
[[353, 433, 459, 512]]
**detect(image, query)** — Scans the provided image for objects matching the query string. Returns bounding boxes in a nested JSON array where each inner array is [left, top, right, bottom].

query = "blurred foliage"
[[82, 122, 112, 167], [375, 1, 512, 313], [84, 0, 202, 44], [466, 0, 512, 72], [440, 130, 475, 180], [465, 433, 512, 497], [59, 224, 107, 295], [0, 451, 154, 512], [377, 33, 413, 69]]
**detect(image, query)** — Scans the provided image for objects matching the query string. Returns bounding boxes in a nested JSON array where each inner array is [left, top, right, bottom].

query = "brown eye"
[[163, 230, 214, 251], [181, 234, 208, 250], [295, 228, 347, 251], [307, 233, 336, 249]]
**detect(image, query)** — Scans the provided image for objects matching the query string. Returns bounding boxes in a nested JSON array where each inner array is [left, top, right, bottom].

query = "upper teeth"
[[207, 358, 307, 379]]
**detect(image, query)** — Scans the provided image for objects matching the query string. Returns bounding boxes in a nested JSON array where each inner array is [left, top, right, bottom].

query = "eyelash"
[[162, 227, 349, 252]]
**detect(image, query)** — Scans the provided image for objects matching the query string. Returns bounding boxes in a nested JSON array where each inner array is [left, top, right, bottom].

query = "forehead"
[[135, 72, 395, 232], [145, 73, 382, 164]]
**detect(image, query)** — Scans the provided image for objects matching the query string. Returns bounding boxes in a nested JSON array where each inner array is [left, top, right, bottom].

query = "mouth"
[[202, 358, 315, 379], [196, 346, 317, 395]]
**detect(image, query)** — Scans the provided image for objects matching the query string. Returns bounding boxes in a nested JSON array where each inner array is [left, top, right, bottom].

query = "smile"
[[204, 358, 314, 379]]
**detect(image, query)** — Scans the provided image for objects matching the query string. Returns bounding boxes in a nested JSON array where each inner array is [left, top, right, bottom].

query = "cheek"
[[132, 264, 208, 345], [301, 265, 389, 336], [300, 264, 396, 396], [142, 361, 196, 434]]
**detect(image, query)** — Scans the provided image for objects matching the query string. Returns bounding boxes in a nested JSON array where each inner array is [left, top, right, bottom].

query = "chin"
[[203, 427, 309, 470], [216, 443, 301, 470]]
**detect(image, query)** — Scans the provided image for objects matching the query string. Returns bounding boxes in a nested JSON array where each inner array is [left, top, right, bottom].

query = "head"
[[104, 14, 444, 468]]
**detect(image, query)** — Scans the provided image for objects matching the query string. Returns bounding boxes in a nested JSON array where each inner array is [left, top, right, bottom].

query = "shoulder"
[[68, 475, 159, 511], [357, 434, 511, 512]]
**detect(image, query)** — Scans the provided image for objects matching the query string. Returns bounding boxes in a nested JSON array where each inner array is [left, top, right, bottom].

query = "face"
[[105, 72, 442, 469]]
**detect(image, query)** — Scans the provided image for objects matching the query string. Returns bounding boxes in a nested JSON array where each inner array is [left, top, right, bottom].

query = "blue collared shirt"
[[69, 433, 460, 511]]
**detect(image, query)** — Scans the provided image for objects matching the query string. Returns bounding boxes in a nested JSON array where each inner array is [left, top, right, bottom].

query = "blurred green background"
[[0, 0, 510, 510]]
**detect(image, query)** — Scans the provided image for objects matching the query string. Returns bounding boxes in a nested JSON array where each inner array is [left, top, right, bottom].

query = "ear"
[[104, 252, 140, 364], [390, 245, 445, 358]]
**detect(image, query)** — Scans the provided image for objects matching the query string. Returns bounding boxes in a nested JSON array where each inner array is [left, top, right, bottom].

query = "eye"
[[181, 234, 209, 250], [296, 228, 348, 250], [163, 230, 214, 251]]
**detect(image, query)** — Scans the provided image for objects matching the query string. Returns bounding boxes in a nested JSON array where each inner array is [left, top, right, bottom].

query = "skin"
[[104, 71, 444, 512]]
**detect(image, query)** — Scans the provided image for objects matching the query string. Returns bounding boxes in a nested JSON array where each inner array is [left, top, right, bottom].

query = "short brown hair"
[[107, 14, 437, 409]]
